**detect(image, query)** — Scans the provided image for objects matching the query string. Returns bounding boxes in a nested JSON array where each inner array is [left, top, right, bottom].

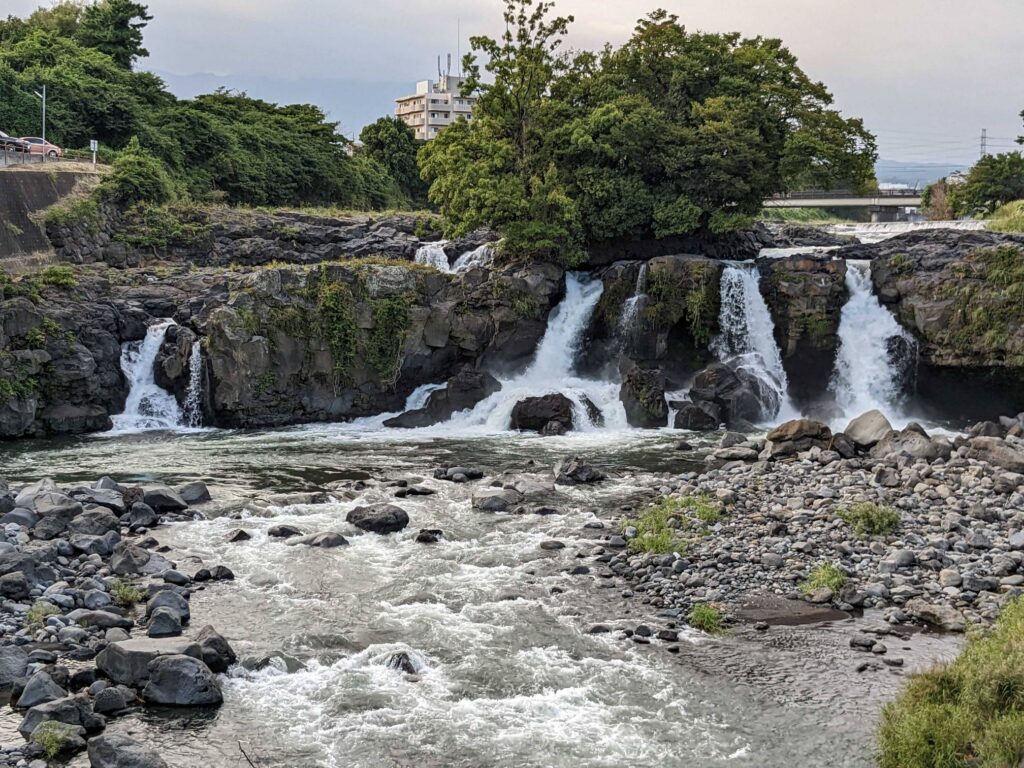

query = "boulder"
[[871, 426, 948, 462], [92, 686, 128, 714], [618, 364, 667, 428], [0, 644, 29, 689], [145, 590, 190, 625], [0, 571, 30, 600], [177, 481, 211, 505], [69, 530, 121, 557], [17, 694, 104, 739], [87, 733, 169, 768], [195, 625, 237, 673], [142, 486, 188, 512], [67, 487, 126, 515], [95, 638, 203, 687], [674, 401, 721, 431], [346, 504, 409, 534], [905, 598, 966, 632], [509, 394, 575, 435], [68, 508, 121, 536], [127, 502, 158, 530], [764, 419, 832, 459], [689, 364, 775, 426], [844, 409, 893, 448], [1, 507, 38, 528], [267, 524, 303, 538], [147, 607, 183, 638], [109, 542, 151, 575], [415, 528, 443, 544], [966, 437, 1024, 473], [16, 670, 66, 709], [553, 456, 605, 485], [290, 531, 349, 548], [142, 655, 223, 706], [471, 487, 523, 512], [383, 366, 501, 428], [64, 609, 133, 629]]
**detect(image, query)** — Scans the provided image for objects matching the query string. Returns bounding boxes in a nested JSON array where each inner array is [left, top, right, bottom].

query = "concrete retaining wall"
[[0, 170, 96, 266]]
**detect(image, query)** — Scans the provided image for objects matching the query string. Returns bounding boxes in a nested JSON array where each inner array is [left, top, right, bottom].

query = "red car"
[[20, 137, 63, 158]]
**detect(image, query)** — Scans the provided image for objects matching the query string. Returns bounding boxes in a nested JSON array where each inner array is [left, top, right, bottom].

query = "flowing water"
[[617, 262, 647, 337], [414, 242, 451, 272], [183, 340, 203, 428], [827, 220, 986, 244], [830, 262, 915, 425], [446, 272, 627, 432], [110, 320, 188, 433], [711, 265, 797, 423], [451, 244, 494, 272]]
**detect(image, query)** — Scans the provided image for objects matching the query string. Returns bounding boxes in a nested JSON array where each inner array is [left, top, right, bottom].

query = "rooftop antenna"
[[458, 17, 462, 77], [446, 53, 452, 78], [437, 55, 442, 81]]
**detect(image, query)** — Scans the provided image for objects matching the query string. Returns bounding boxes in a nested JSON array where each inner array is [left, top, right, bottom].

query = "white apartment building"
[[395, 75, 476, 141]]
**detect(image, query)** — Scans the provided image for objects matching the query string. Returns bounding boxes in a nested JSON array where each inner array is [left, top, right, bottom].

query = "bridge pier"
[[870, 206, 900, 223]]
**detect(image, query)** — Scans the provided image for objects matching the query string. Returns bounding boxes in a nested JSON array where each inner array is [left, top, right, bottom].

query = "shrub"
[[801, 562, 846, 593], [38, 264, 78, 289], [878, 597, 1024, 768], [688, 603, 725, 634], [838, 502, 901, 537], [110, 578, 146, 607], [26, 601, 60, 629], [100, 137, 175, 205], [988, 200, 1024, 233], [30, 721, 78, 760]]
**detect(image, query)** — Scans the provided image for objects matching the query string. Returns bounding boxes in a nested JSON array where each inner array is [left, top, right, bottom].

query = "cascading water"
[[183, 341, 203, 428], [110, 320, 188, 433], [414, 242, 451, 272], [830, 261, 915, 423], [451, 243, 494, 272], [711, 264, 797, 422], [449, 272, 627, 431], [617, 262, 647, 336]]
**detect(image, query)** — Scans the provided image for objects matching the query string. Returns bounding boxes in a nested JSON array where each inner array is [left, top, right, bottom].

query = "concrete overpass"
[[764, 190, 923, 221]]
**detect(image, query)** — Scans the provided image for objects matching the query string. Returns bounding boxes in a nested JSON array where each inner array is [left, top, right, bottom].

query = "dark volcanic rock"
[[142, 654, 223, 706], [619, 363, 667, 428], [346, 504, 410, 534], [88, 733, 169, 768], [674, 401, 721, 431], [510, 394, 575, 435], [384, 366, 501, 428]]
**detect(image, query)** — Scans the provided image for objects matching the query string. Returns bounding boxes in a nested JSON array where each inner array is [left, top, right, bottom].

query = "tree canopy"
[[421, 2, 878, 261], [947, 151, 1024, 217], [0, 1, 410, 209]]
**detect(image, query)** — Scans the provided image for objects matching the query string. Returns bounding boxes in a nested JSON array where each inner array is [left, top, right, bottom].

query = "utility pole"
[[33, 85, 46, 143], [980, 128, 987, 159]]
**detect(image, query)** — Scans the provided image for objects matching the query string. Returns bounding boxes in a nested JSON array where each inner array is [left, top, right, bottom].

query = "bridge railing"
[[770, 188, 923, 200]]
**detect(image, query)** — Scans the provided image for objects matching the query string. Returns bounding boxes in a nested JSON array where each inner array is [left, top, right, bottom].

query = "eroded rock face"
[[619, 363, 667, 428], [383, 365, 500, 428], [757, 255, 847, 405]]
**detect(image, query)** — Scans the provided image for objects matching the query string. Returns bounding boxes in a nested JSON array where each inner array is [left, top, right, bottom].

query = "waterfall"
[[447, 272, 628, 431], [451, 244, 494, 272], [110, 320, 187, 433], [414, 242, 451, 272], [618, 262, 648, 336], [183, 341, 203, 428], [711, 264, 796, 422], [831, 261, 914, 422]]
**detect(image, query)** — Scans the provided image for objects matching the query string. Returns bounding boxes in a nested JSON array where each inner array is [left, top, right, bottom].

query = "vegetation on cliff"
[[0, 2, 414, 209], [877, 597, 1024, 768], [420, 0, 877, 261]]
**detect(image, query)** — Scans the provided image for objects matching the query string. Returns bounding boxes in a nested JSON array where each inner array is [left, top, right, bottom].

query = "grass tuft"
[[688, 603, 725, 634], [30, 721, 78, 760], [801, 562, 846, 593], [26, 601, 59, 629], [110, 578, 146, 607], [838, 502, 901, 537]]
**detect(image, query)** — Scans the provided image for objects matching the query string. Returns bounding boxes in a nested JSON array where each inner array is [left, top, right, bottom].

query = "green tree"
[[100, 135, 174, 204], [75, 0, 152, 69], [949, 152, 1024, 216], [359, 116, 424, 202]]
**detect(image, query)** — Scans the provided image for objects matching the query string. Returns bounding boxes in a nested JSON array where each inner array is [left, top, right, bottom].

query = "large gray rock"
[[844, 409, 893, 448], [383, 366, 501, 428], [65, 609, 133, 629], [67, 487, 125, 515], [0, 645, 29, 689], [88, 733, 168, 768], [16, 670, 66, 709], [905, 598, 966, 632], [764, 419, 833, 459], [967, 437, 1024, 473], [471, 487, 523, 512], [195, 625, 237, 673], [145, 590, 190, 625], [509, 394, 575, 435], [17, 694, 104, 738], [67, 508, 121, 536], [141, 655, 222, 706], [142, 487, 188, 512], [674, 401, 721, 431], [69, 530, 121, 557], [177, 481, 211, 505], [147, 607, 183, 638], [95, 638, 203, 687], [109, 542, 151, 575], [346, 504, 409, 535], [0, 571, 30, 600]]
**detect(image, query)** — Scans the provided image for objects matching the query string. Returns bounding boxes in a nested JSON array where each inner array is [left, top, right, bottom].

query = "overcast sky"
[[10, 0, 1024, 171]]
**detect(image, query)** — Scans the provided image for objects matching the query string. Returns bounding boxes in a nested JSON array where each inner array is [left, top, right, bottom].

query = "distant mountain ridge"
[[875, 158, 970, 187]]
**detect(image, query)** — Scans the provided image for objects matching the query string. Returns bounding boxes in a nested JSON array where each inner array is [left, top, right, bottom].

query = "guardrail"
[[0, 148, 67, 167], [770, 188, 924, 200]]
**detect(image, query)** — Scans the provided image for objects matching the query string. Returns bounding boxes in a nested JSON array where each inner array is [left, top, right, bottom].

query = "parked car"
[[0, 131, 29, 152], [20, 137, 63, 158]]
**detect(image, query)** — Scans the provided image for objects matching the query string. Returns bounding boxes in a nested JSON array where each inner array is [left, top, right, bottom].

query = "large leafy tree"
[[949, 152, 1024, 217], [359, 116, 425, 202], [423, 3, 877, 259], [75, 0, 151, 69]]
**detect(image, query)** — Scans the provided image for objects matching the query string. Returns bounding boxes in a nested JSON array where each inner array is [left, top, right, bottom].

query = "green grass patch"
[[838, 502, 901, 537], [688, 603, 725, 634], [39, 264, 77, 289], [26, 601, 60, 629], [623, 494, 720, 553], [30, 721, 78, 760], [987, 200, 1024, 233], [878, 597, 1024, 768], [801, 562, 846, 593]]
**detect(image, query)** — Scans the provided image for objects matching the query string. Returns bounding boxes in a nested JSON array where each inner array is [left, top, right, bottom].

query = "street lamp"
[[33, 85, 46, 143]]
